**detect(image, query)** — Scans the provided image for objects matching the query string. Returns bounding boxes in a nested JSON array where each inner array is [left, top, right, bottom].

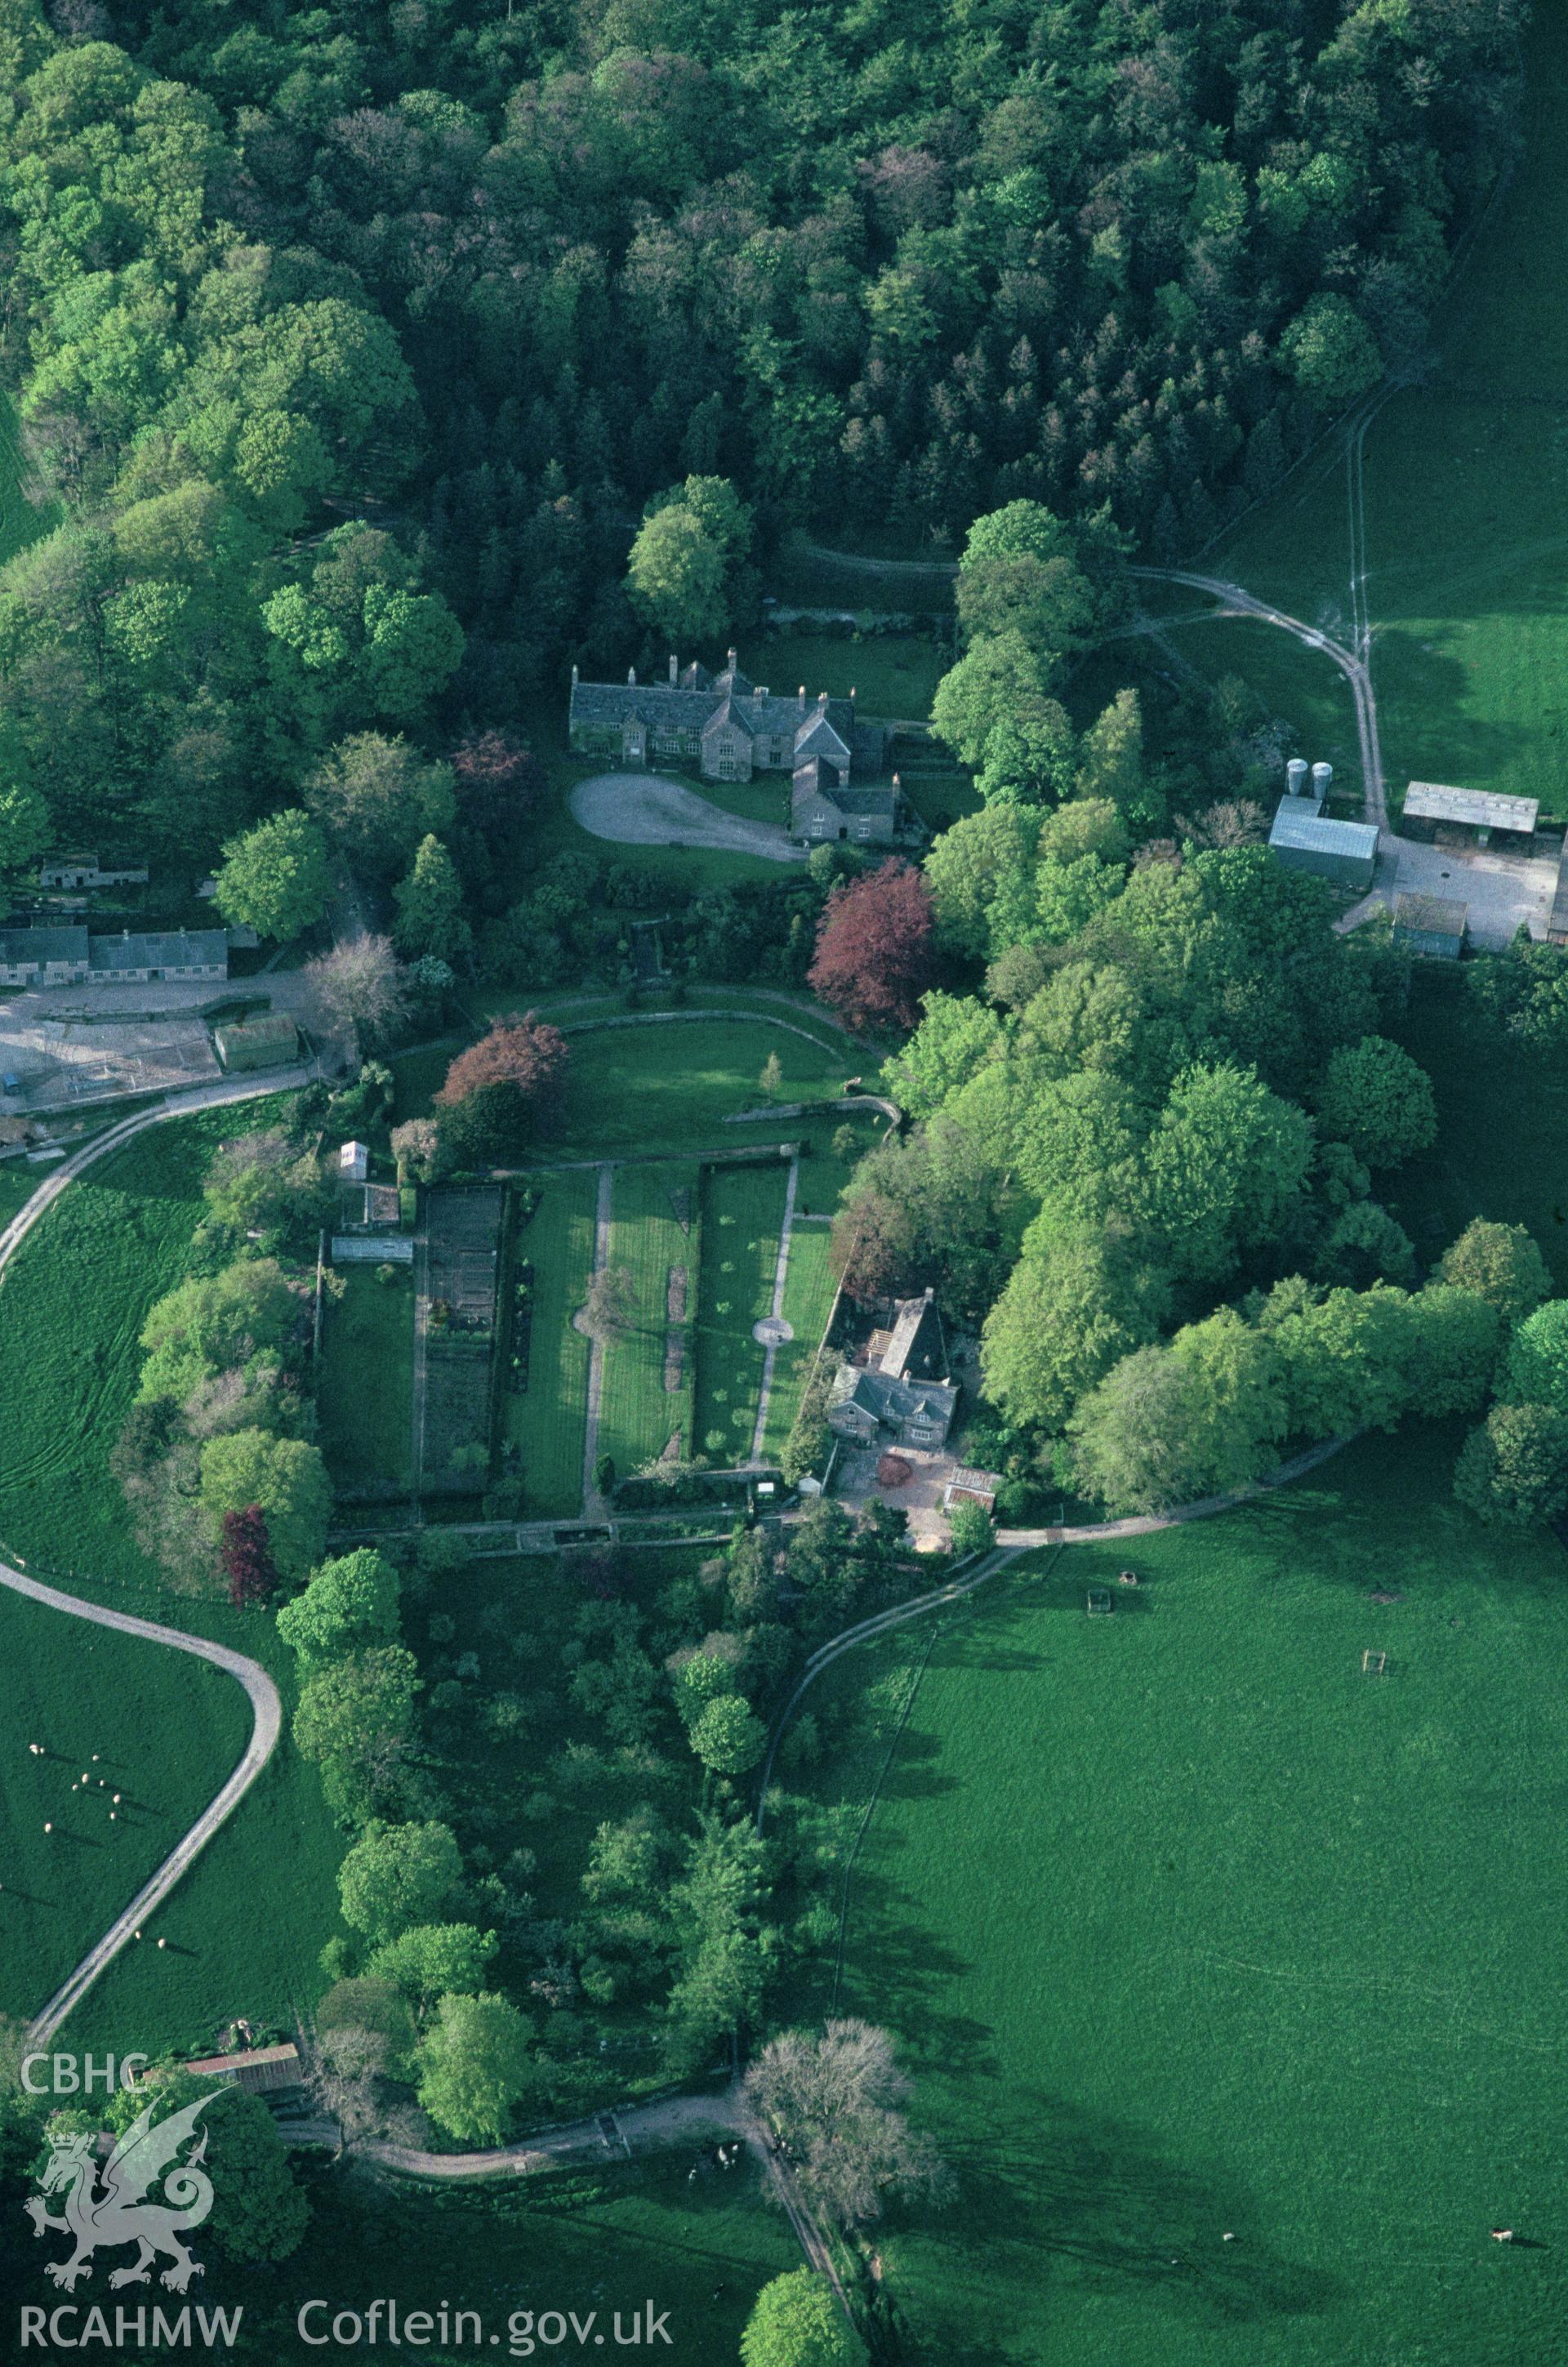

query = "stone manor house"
[[568, 651, 913, 846]]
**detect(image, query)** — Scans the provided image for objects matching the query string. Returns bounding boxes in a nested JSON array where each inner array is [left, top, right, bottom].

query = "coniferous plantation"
[[4, 2, 1568, 2364]]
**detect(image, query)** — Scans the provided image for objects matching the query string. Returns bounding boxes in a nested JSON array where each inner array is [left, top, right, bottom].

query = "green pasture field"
[[504, 1170, 597, 1518], [1388, 970, 1568, 1290], [0, 1585, 250, 2031], [598, 1161, 700, 1477], [317, 1263, 415, 1496], [1188, 7, 1568, 818], [0, 1102, 346, 2050], [0, 2148, 804, 2362], [395, 1017, 852, 1161], [692, 1162, 789, 1463], [789, 1426, 1568, 2367], [0, 1102, 295, 1589], [760, 1219, 838, 1462]]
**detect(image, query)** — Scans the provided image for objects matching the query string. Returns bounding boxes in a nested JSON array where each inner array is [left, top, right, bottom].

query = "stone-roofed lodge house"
[[827, 1286, 960, 1454], [568, 650, 912, 847]]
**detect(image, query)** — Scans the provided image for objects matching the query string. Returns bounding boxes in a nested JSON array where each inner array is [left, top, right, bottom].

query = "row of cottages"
[[0, 926, 229, 990], [568, 650, 910, 846], [38, 850, 150, 892], [827, 1288, 960, 1454]]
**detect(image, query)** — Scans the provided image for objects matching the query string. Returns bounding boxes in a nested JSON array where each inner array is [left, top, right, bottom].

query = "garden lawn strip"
[[503, 1170, 597, 1518], [596, 1162, 700, 1478], [317, 1262, 415, 1498], [760, 1221, 840, 1463], [692, 1162, 790, 1466]]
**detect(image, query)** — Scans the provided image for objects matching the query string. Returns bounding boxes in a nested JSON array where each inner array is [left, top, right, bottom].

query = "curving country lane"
[[0, 1068, 318, 2045], [4, 1567, 282, 2048], [1131, 565, 1388, 827]]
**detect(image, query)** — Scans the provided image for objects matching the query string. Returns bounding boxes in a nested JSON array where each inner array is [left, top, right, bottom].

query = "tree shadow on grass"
[[894, 2087, 1340, 2365]]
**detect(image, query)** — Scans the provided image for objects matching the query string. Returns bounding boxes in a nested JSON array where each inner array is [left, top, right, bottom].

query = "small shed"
[[1267, 800, 1379, 893], [339, 1139, 370, 1183], [180, 2043, 302, 2095], [1403, 782, 1538, 845], [213, 1011, 299, 1072], [944, 1467, 1000, 1513], [1392, 891, 1468, 960]]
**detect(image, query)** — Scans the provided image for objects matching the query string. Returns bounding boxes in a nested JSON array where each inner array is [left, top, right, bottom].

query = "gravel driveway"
[[571, 772, 805, 863]]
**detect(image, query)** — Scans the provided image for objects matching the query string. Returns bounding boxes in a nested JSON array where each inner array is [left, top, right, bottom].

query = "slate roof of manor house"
[[569, 675, 856, 743]]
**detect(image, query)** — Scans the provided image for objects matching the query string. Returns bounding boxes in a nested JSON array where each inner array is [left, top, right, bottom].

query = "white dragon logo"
[[24, 2090, 222, 2293]]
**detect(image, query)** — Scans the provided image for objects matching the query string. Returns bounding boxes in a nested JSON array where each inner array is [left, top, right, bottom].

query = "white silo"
[[1311, 761, 1334, 799], [1285, 758, 1310, 798]]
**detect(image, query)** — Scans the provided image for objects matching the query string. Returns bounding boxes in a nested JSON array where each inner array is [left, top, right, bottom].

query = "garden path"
[[577, 1164, 614, 1518], [746, 1157, 800, 1464]]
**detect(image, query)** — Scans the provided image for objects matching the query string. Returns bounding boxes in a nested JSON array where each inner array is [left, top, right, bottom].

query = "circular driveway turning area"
[[571, 772, 806, 863]]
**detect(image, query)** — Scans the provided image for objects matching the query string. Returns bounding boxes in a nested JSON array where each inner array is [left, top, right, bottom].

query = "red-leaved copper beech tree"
[[434, 1010, 570, 1163], [807, 858, 940, 1034]]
